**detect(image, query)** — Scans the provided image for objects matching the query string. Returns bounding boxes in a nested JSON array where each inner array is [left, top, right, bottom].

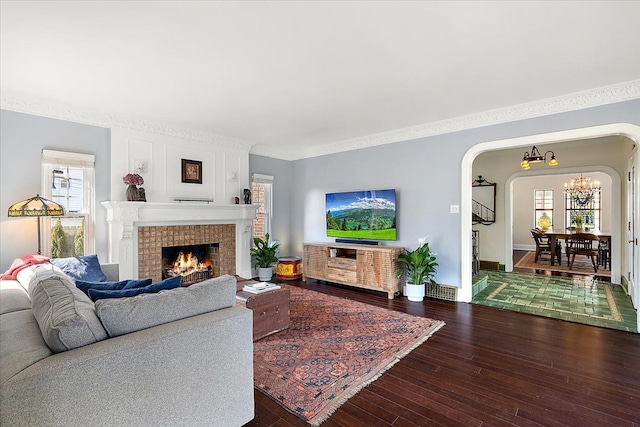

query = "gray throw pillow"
[[29, 268, 108, 353], [95, 274, 237, 337]]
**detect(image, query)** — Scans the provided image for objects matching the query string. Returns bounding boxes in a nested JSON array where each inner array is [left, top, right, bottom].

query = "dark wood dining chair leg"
[[591, 255, 598, 273], [569, 254, 575, 270]]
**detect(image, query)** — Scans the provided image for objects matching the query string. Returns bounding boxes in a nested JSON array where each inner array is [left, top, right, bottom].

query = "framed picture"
[[181, 159, 202, 184]]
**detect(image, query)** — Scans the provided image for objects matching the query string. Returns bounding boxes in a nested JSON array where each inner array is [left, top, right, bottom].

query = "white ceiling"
[[1, 1, 640, 160]]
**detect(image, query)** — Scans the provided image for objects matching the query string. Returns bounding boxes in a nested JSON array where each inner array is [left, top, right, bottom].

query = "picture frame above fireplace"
[[181, 159, 203, 184]]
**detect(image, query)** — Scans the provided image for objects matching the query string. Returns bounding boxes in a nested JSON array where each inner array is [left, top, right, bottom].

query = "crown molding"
[[3, 80, 639, 161], [251, 79, 640, 161], [0, 93, 254, 152]]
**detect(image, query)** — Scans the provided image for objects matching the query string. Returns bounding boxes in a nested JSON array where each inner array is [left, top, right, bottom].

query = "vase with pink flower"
[[123, 173, 144, 201]]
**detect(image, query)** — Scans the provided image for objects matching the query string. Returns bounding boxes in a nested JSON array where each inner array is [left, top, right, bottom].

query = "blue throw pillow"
[[122, 278, 154, 289], [88, 276, 182, 301], [51, 255, 109, 282], [75, 279, 129, 296]]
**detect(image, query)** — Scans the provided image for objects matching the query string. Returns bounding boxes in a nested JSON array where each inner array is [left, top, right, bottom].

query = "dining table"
[[539, 229, 611, 266]]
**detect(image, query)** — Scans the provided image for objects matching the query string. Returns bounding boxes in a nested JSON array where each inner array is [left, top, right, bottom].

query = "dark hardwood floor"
[[245, 278, 640, 427]]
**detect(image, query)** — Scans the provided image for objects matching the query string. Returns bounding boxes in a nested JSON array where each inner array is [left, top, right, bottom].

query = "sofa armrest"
[[100, 263, 119, 282], [1, 306, 254, 427]]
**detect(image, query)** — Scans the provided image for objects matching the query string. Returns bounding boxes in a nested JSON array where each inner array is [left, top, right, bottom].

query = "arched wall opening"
[[460, 123, 640, 307]]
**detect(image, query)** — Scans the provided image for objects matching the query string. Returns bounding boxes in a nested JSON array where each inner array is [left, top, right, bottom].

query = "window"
[[41, 150, 95, 257], [252, 173, 273, 241], [565, 189, 601, 230], [534, 189, 554, 228]]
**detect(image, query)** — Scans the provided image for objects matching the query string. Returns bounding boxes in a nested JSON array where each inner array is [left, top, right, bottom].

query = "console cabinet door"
[[303, 245, 326, 278], [358, 248, 402, 293]]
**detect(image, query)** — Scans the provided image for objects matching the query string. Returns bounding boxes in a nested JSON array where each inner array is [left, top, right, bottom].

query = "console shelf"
[[303, 242, 405, 299]]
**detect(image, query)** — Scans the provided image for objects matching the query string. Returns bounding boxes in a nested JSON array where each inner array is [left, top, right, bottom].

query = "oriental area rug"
[[514, 251, 611, 278], [252, 286, 445, 426]]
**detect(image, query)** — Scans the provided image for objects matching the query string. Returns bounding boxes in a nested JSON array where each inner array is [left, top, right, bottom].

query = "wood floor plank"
[[245, 279, 640, 427]]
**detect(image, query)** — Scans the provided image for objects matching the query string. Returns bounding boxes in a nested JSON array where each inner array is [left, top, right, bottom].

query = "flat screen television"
[[325, 189, 397, 241]]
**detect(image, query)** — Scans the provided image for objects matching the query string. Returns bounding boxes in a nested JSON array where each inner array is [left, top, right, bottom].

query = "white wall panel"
[[110, 126, 249, 204]]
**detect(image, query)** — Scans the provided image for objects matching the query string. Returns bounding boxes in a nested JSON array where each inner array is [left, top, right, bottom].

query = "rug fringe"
[[308, 320, 446, 426]]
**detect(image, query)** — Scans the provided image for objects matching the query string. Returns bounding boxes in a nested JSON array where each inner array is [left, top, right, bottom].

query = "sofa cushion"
[[75, 279, 132, 296], [94, 274, 237, 337], [0, 309, 53, 384], [16, 263, 63, 293], [50, 254, 109, 283], [0, 280, 31, 315], [88, 276, 181, 301], [29, 268, 108, 353]]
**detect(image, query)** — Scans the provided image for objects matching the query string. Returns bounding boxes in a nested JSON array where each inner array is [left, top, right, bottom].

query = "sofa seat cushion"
[[50, 254, 109, 283], [29, 268, 108, 353], [95, 274, 237, 337], [0, 309, 53, 384], [0, 280, 31, 315]]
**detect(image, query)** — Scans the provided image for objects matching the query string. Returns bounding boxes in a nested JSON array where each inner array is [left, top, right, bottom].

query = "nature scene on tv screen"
[[326, 189, 396, 240]]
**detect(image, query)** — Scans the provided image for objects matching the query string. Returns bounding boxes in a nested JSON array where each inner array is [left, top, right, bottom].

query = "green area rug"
[[253, 286, 445, 426], [473, 271, 636, 332]]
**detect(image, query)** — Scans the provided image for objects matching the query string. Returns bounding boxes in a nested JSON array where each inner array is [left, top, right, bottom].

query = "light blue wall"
[[0, 110, 111, 270], [4, 99, 639, 284], [252, 99, 640, 288], [249, 155, 293, 257]]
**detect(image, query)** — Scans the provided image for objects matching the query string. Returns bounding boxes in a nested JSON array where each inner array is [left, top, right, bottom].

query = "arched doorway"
[[460, 123, 640, 333]]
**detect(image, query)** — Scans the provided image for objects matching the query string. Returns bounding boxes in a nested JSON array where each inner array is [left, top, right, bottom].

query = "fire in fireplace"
[[162, 243, 220, 286]]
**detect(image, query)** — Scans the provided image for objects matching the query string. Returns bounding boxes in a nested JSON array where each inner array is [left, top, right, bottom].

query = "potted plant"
[[397, 237, 438, 302], [574, 215, 584, 233], [250, 233, 279, 281]]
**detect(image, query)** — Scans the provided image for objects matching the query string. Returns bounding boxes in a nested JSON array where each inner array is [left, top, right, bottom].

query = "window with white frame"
[[534, 189, 554, 229], [252, 173, 273, 241], [41, 150, 95, 257]]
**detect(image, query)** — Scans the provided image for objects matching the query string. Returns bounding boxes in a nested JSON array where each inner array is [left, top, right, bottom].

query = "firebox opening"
[[162, 243, 220, 286]]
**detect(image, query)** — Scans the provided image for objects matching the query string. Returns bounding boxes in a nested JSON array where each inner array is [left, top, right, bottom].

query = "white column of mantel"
[[236, 218, 255, 279], [102, 201, 259, 280], [102, 201, 142, 280]]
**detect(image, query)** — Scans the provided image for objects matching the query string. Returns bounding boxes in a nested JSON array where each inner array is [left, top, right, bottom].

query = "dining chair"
[[598, 239, 611, 270], [530, 229, 562, 265], [566, 233, 600, 272]]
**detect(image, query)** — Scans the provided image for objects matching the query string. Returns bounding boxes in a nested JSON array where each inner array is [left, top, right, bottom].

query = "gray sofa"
[[0, 263, 254, 426]]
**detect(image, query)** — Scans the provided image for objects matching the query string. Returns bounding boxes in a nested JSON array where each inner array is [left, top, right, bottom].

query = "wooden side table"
[[236, 284, 290, 341]]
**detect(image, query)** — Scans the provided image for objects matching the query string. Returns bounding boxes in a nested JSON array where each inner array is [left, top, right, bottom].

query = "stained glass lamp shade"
[[8, 194, 65, 254]]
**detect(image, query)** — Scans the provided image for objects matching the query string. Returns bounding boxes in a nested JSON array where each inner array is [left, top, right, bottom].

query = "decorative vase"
[[537, 213, 551, 231], [126, 184, 139, 201], [258, 267, 273, 282], [405, 282, 425, 302]]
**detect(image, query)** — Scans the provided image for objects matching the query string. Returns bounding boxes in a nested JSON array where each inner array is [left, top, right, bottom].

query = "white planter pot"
[[258, 267, 273, 282], [405, 282, 425, 302]]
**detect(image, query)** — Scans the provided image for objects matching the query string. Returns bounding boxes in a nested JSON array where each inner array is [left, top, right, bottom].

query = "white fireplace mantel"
[[102, 201, 258, 280]]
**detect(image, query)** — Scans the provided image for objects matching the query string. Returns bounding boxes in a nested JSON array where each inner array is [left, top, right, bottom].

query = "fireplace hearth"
[[162, 243, 219, 286]]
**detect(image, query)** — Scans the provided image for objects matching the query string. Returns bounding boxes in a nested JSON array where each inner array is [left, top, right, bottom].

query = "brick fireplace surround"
[[139, 224, 234, 283], [102, 202, 258, 281]]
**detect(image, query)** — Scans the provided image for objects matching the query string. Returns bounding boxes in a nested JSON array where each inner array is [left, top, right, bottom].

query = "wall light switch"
[[450, 205, 460, 214]]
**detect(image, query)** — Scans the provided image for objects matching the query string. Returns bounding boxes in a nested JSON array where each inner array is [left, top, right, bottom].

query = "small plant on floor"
[[251, 233, 279, 268], [397, 237, 438, 287]]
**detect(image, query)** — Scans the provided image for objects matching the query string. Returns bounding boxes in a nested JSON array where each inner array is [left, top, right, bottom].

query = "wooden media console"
[[303, 242, 405, 299]]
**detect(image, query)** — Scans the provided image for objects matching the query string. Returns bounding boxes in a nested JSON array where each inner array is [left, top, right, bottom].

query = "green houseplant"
[[397, 237, 438, 302], [574, 215, 584, 232], [250, 233, 279, 281]]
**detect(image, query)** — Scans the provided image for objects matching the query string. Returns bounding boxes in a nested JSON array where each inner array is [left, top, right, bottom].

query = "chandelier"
[[520, 145, 558, 170], [564, 174, 601, 205]]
